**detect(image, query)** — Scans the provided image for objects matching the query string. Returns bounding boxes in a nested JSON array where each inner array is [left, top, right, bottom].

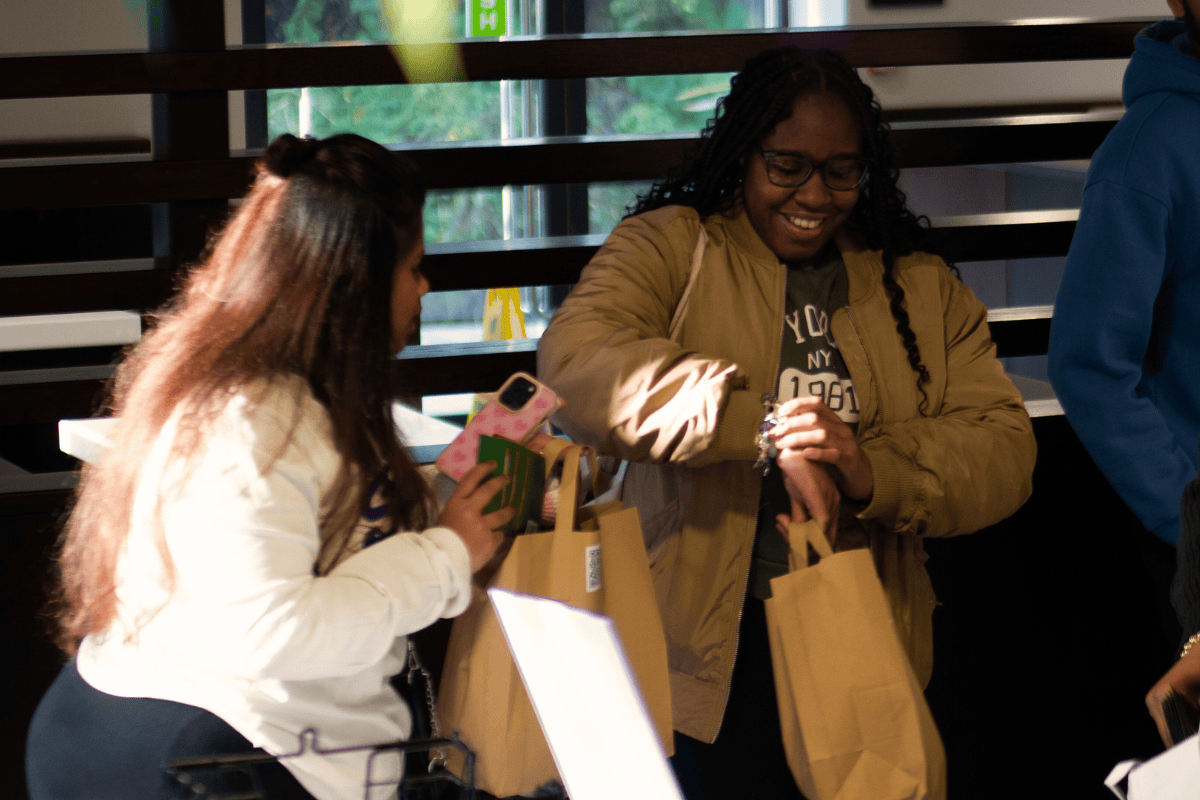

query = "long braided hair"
[[634, 46, 948, 392]]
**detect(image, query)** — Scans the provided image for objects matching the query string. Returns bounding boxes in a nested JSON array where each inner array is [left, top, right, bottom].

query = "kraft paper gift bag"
[[437, 441, 673, 798], [764, 518, 946, 800]]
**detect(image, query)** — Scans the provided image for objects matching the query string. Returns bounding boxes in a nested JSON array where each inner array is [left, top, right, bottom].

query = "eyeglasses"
[[753, 144, 870, 191]]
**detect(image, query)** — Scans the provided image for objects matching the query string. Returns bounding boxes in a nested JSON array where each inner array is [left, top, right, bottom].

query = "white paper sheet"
[[487, 587, 683, 800], [1106, 733, 1200, 799]]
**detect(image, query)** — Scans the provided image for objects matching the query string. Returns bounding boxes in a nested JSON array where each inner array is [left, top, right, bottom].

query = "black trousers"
[[670, 597, 808, 800], [26, 659, 316, 800]]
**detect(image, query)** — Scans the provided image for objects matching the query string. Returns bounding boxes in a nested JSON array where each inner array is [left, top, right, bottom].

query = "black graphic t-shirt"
[[776, 250, 858, 422], [749, 248, 858, 599]]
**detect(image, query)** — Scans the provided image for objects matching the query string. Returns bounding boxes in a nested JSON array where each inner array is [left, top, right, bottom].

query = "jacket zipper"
[[714, 262, 786, 743]]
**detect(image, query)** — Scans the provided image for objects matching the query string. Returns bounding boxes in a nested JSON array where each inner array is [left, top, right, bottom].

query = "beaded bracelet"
[[754, 393, 783, 476], [1183, 631, 1200, 659]]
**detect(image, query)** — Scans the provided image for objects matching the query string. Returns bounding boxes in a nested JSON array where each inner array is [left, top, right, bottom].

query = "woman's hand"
[[775, 448, 840, 548], [1146, 643, 1200, 748], [436, 461, 514, 573], [770, 395, 873, 503]]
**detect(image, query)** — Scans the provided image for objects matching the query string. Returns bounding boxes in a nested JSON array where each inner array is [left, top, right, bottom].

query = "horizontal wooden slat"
[[0, 211, 1083, 315], [887, 111, 1119, 170], [991, 317, 1052, 358], [394, 340, 539, 397], [0, 19, 1151, 99], [0, 377, 108, 425], [933, 209, 1078, 263], [0, 111, 1118, 210], [0, 270, 176, 316], [423, 235, 603, 293], [0, 138, 150, 160], [0, 309, 1049, 425], [0, 205, 153, 267], [0, 485, 74, 515]]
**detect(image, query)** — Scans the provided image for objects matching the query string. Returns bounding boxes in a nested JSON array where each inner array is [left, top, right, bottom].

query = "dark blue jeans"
[[26, 659, 315, 800], [669, 598, 808, 800]]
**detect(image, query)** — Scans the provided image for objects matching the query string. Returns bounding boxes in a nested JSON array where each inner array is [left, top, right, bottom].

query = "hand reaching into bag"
[[775, 448, 840, 549], [438, 461, 514, 573]]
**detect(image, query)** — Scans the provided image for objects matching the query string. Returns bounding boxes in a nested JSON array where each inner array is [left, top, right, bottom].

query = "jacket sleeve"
[[858, 269, 1037, 539], [537, 211, 762, 467], [1047, 178, 1191, 545], [157, 409, 473, 682]]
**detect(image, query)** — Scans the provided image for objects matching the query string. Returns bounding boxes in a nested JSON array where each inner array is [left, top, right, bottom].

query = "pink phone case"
[[435, 372, 563, 481]]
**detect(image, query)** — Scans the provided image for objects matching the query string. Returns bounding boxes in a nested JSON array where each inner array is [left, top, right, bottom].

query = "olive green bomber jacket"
[[536, 204, 1036, 744]]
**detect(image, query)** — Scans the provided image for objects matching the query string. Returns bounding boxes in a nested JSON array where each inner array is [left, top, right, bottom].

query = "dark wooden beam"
[[0, 314, 1051, 425], [0, 271, 175, 316], [0, 138, 151, 159], [889, 112, 1119, 170], [0, 205, 152, 266], [393, 340, 539, 397], [0, 19, 1151, 99], [0, 377, 110, 425], [0, 112, 1118, 209], [932, 209, 1078, 263], [149, 0, 231, 273], [992, 317, 1052, 358], [0, 211, 1084, 316]]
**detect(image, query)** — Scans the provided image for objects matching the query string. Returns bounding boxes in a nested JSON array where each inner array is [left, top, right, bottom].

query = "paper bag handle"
[[786, 518, 833, 570], [539, 437, 598, 491], [552, 444, 593, 535]]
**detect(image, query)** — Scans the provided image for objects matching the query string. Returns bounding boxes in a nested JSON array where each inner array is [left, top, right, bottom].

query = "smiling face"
[[742, 91, 863, 263], [390, 236, 429, 353]]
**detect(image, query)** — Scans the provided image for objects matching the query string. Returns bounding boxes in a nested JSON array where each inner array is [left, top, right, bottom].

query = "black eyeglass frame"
[[752, 144, 871, 191]]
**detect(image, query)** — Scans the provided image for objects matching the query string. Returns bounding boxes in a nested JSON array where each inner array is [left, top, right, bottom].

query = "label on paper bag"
[[586, 544, 602, 592]]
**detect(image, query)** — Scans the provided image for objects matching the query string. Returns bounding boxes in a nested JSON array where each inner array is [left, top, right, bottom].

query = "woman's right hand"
[[436, 461, 514, 573], [775, 448, 840, 548]]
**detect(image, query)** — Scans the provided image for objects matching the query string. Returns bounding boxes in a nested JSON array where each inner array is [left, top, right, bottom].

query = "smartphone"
[[434, 372, 563, 481]]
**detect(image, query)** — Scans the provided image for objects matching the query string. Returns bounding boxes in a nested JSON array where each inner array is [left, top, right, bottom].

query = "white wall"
[[0, 0, 150, 144], [849, 0, 1168, 109], [0, 0, 245, 150]]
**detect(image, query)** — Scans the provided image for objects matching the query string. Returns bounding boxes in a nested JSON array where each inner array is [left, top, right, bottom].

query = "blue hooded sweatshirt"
[[1048, 20, 1200, 546]]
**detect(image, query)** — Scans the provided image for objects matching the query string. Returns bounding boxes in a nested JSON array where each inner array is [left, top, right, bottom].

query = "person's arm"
[[855, 269, 1036, 539], [537, 211, 760, 467], [1048, 179, 1190, 545], [157, 415, 496, 682]]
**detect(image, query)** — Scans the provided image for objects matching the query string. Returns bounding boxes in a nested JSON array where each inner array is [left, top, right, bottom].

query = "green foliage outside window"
[[263, 0, 766, 323], [584, 0, 756, 228], [266, 0, 505, 249]]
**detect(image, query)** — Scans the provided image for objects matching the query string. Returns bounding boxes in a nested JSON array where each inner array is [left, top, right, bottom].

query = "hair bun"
[[264, 134, 322, 178]]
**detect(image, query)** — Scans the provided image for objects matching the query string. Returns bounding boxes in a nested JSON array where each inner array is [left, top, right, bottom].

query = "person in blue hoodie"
[[1050, 5, 1200, 550], [1049, 4, 1200, 642]]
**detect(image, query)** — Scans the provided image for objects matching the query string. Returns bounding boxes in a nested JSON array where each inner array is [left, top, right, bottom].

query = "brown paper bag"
[[764, 519, 946, 800], [437, 442, 673, 798]]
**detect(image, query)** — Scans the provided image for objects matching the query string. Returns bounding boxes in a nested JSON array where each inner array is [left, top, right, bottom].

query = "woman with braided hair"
[[538, 46, 1036, 798], [26, 133, 512, 800]]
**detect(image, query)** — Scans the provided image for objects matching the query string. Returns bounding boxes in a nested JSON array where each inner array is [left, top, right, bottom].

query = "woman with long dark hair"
[[27, 133, 511, 800], [538, 47, 1036, 798]]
